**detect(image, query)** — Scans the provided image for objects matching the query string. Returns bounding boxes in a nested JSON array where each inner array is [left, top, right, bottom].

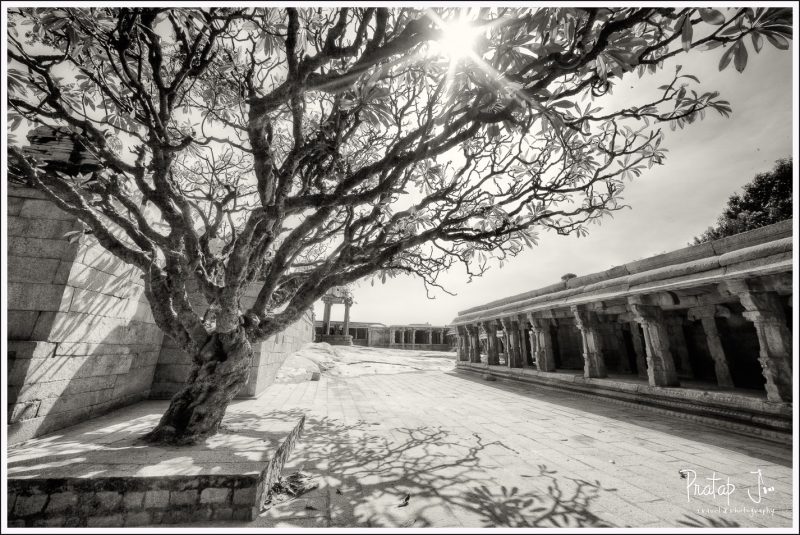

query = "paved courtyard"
[[204, 345, 793, 528]]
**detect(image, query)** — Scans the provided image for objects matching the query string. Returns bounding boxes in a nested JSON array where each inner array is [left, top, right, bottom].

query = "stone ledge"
[[7, 401, 305, 527], [455, 363, 792, 443]]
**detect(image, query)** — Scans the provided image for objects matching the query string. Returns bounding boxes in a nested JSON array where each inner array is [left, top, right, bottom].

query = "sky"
[[314, 39, 795, 327]]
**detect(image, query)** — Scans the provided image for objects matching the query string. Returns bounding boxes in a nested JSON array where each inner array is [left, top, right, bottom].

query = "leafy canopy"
[[7, 7, 792, 353], [693, 158, 793, 244]]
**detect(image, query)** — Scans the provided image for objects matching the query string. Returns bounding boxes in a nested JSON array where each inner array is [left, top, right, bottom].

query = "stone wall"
[[7, 187, 164, 444], [7, 187, 314, 443], [150, 286, 314, 399]]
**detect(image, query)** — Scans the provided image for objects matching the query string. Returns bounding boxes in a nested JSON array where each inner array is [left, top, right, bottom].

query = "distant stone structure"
[[317, 286, 355, 346], [314, 320, 456, 351], [452, 220, 793, 437]]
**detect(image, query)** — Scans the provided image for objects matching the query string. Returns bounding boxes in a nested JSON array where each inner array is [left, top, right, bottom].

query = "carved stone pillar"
[[456, 326, 469, 361], [528, 313, 556, 372], [571, 305, 608, 378], [629, 321, 649, 379], [427, 329, 433, 345], [389, 328, 396, 346], [666, 316, 693, 378], [688, 306, 734, 388], [629, 301, 680, 387], [517, 314, 530, 368], [500, 317, 521, 368], [481, 320, 500, 365], [727, 281, 792, 402], [465, 324, 481, 363]]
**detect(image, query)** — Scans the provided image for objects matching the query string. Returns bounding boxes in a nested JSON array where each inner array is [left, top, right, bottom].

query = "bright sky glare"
[[314, 36, 795, 327]]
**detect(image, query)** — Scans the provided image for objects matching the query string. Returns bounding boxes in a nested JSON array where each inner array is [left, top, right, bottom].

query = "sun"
[[432, 16, 482, 61]]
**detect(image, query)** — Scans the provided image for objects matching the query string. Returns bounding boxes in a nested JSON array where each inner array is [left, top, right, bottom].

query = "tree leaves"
[[750, 32, 764, 53], [698, 8, 726, 25], [681, 14, 693, 52], [718, 45, 736, 71], [733, 41, 748, 73], [764, 32, 790, 50]]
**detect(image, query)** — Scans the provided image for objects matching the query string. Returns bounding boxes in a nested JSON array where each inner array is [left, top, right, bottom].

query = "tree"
[[693, 158, 793, 244], [7, 7, 792, 443]]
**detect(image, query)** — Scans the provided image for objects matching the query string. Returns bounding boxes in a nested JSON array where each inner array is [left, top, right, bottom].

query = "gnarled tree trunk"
[[143, 327, 254, 445]]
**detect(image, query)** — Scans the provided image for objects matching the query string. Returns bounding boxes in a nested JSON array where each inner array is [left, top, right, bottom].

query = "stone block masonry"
[[7, 401, 306, 527], [7, 187, 163, 444], [6, 187, 314, 443]]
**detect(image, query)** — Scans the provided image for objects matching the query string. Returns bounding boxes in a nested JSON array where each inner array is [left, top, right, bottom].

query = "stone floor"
[[201, 347, 793, 528], [8, 346, 794, 528]]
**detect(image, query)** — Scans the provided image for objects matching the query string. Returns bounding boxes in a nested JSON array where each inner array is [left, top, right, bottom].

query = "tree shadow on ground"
[[461, 465, 612, 528], [217, 406, 615, 528], [676, 513, 741, 528], [447, 370, 792, 467]]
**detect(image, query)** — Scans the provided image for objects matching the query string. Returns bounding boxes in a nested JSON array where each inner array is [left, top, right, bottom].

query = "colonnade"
[[455, 282, 792, 403]]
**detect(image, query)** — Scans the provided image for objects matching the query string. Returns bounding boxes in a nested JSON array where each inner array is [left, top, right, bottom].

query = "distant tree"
[[692, 158, 793, 244], [6, 7, 792, 443]]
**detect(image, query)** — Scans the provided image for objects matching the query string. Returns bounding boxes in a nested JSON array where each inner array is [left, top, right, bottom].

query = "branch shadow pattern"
[[229, 406, 616, 528], [463, 465, 613, 528]]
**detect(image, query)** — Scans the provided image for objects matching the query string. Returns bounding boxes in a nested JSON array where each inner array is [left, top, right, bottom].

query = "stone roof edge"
[[452, 219, 793, 324]]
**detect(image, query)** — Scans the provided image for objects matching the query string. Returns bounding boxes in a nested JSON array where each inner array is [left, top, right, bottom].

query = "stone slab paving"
[[182, 349, 795, 529]]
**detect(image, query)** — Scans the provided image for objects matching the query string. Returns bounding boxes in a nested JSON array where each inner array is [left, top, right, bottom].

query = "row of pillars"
[[389, 328, 450, 346], [456, 281, 792, 403]]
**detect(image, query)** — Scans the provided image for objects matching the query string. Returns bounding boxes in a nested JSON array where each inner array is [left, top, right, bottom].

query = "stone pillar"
[[465, 324, 480, 363], [505, 330, 512, 365], [666, 316, 693, 378], [629, 301, 680, 387], [323, 300, 332, 335], [342, 298, 352, 337], [389, 328, 395, 346], [517, 315, 530, 368], [456, 326, 469, 361], [571, 305, 608, 378], [528, 313, 556, 372], [727, 281, 792, 402], [427, 329, 433, 345], [500, 317, 521, 368], [688, 306, 734, 388], [481, 320, 500, 365], [366, 328, 373, 347], [629, 321, 649, 379]]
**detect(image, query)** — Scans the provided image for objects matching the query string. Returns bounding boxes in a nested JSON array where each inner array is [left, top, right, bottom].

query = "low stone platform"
[[456, 362, 792, 443], [7, 400, 304, 527], [316, 334, 353, 346]]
